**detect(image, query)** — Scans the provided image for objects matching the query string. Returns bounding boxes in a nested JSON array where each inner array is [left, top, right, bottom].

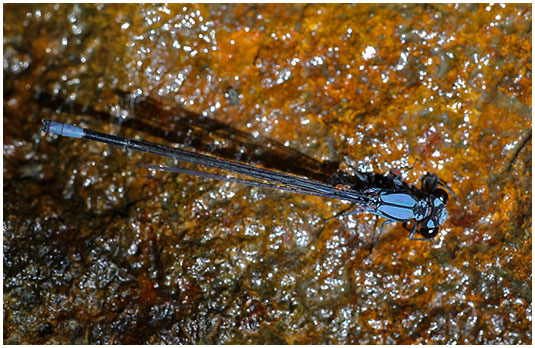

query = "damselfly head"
[[418, 188, 449, 239]]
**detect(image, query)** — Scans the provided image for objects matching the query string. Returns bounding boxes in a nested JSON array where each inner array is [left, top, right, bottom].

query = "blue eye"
[[419, 218, 439, 238], [432, 188, 449, 205]]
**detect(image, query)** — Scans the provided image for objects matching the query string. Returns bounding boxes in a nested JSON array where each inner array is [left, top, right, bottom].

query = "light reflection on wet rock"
[[3, 3, 532, 345]]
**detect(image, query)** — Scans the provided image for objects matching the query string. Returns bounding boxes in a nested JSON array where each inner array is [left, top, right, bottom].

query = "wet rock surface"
[[4, 4, 531, 344]]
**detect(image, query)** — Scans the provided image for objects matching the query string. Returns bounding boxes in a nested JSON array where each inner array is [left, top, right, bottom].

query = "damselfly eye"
[[431, 188, 449, 206], [419, 217, 440, 239]]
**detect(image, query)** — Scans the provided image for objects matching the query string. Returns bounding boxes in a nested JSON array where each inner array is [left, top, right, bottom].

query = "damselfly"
[[41, 120, 452, 247]]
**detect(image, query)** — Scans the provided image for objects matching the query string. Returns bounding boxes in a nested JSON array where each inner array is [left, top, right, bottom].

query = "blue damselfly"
[[41, 120, 451, 247]]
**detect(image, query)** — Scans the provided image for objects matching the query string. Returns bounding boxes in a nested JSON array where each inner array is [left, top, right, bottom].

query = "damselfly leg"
[[328, 207, 384, 251], [370, 219, 392, 252], [325, 205, 362, 221], [329, 207, 392, 252], [438, 178, 457, 200]]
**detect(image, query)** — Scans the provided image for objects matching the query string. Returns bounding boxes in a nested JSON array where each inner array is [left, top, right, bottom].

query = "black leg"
[[370, 215, 379, 242], [408, 220, 419, 240], [370, 219, 391, 252], [404, 158, 418, 173], [408, 221, 433, 241], [325, 204, 363, 221]]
